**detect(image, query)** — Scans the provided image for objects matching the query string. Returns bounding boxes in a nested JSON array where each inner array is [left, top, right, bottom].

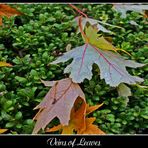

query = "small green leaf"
[[106, 114, 115, 122], [15, 112, 22, 120], [5, 122, 15, 128]]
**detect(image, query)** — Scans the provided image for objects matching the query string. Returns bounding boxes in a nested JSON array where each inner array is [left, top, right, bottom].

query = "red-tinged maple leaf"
[[46, 102, 104, 134], [0, 61, 12, 67], [0, 4, 22, 26], [51, 21, 144, 87], [32, 78, 85, 134], [51, 43, 144, 87]]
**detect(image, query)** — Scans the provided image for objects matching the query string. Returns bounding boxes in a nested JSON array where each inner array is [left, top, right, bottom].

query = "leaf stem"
[[68, 4, 88, 18], [68, 4, 89, 44], [78, 16, 89, 43]]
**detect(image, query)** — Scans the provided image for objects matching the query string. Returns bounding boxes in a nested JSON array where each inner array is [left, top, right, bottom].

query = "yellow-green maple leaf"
[[84, 24, 130, 55]]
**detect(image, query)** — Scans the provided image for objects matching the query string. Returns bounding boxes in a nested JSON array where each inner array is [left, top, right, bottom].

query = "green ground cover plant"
[[0, 4, 147, 134]]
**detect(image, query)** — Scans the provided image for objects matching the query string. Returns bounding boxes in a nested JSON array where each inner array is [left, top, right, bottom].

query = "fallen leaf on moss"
[[78, 117, 105, 134], [113, 4, 148, 18], [0, 4, 22, 25], [84, 24, 119, 52], [0, 61, 12, 67], [46, 101, 104, 134], [51, 43, 144, 86], [86, 103, 103, 115], [75, 16, 122, 34], [33, 78, 85, 134], [0, 129, 8, 134]]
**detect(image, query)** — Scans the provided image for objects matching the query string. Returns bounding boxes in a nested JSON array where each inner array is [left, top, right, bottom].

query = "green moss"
[[0, 4, 147, 134]]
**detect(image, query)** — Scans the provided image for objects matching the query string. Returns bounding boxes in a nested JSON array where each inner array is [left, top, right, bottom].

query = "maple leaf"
[[51, 43, 144, 87], [82, 23, 130, 55], [32, 78, 85, 134], [84, 24, 119, 52], [74, 16, 122, 34], [113, 4, 148, 18], [86, 103, 104, 115], [0, 61, 12, 67], [78, 117, 105, 134], [0, 129, 8, 134], [82, 103, 105, 135], [46, 102, 104, 134], [0, 4, 21, 26], [46, 97, 86, 134]]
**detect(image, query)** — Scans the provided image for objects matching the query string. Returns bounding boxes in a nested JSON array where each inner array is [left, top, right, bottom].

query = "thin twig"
[[68, 4, 88, 18]]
